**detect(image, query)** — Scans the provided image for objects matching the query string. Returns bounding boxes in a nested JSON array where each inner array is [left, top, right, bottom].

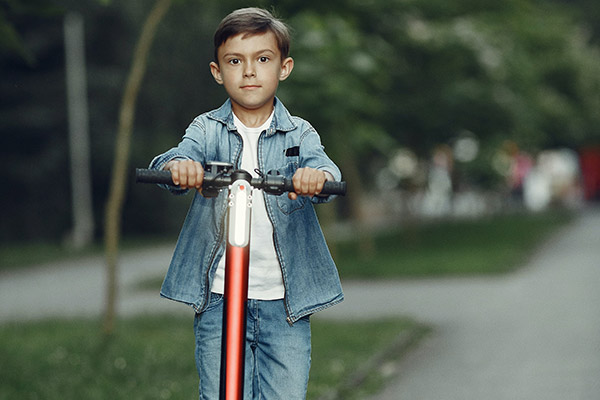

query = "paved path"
[[320, 207, 600, 400], [0, 243, 190, 321], [1, 208, 599, 399]]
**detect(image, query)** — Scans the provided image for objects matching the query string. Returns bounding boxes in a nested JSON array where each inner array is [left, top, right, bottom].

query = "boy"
[[149, 7, 343, 399]]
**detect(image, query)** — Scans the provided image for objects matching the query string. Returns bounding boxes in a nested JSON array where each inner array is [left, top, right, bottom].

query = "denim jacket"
[[149, 98, 343, 324]]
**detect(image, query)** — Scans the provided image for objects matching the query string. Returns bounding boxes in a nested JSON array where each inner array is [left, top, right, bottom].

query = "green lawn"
[[0, 237, 170, 271], [334, 211, 573, 278], [0, 316, 425, 400]]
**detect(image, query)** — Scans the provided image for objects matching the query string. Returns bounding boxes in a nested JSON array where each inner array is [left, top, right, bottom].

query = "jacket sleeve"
[[148, 117, 208, 195], [298, 124, 342, 204]]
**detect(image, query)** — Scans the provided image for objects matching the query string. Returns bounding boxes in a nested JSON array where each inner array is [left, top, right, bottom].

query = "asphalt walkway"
[[1, 208, 599, 399], [0, 243, 186, 321], [321, 207, 600, 399]]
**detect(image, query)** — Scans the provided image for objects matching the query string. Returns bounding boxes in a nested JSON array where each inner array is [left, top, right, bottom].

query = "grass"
[[0, 237, 172, 271], [0, 242, 101, 270], [0, 316, 425, 400], [0, 318, 197, 400], [334, 210, 574, 279], [310, 318, 429, 399]]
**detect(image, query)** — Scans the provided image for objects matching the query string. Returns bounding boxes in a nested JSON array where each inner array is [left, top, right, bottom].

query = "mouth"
[[241, 85, 261, 90]]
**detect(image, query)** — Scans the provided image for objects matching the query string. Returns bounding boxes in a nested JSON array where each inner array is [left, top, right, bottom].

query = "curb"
[[316, 323, 431, 400]]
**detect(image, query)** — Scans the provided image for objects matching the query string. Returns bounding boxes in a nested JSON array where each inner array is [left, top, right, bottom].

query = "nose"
[[244, 61, 256, 78]]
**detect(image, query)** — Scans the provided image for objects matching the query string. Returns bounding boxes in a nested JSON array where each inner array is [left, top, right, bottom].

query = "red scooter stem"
[[221, 243, 250, 400], [220, 174, 253, 400]]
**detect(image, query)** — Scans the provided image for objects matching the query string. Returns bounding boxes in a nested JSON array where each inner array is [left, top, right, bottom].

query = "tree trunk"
[[338, 150, 376, 256], [64, 12, 95, 249], [103, 0, 173, 336]]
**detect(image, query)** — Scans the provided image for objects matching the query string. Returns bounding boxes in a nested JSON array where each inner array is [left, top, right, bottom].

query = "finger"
[[308, 171, 322, 195], [299, 168, 312, 195], [288, 192, 297, 200], [170, 163, 180, 186], [177, 162, 189, 188], [314, 171, 326, 195], [182, 161, 198, 189], [302, 172, 312, 195], [185, 162, 197, 188], [292, 168, 305, 195], [194, 162, 204, 189]]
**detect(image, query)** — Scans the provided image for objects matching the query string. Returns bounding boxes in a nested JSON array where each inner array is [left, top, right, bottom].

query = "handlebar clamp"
[[202, 161, 234, 198]]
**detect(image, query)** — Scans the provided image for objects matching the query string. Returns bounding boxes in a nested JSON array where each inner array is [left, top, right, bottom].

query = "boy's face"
[[210, 31, 293, 119]]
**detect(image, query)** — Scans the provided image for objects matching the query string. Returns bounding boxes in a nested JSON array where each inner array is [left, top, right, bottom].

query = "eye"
[[258, 56, 269, 63], [228, 58, 241, 65]]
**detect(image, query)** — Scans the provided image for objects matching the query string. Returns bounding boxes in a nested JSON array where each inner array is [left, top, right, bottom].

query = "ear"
[[279, 57, 294, 81], [210, 61, 223, 85]]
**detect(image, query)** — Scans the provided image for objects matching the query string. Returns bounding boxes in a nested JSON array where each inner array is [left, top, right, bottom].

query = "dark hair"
[[213, 8, 291, 63]]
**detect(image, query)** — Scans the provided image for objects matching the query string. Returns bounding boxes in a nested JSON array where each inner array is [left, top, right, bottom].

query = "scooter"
[[136, 162, 346, 400]]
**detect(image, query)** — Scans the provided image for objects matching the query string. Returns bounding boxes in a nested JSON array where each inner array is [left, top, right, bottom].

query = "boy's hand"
[[165, 159, 204, 190], [289, 167, 328, 200]]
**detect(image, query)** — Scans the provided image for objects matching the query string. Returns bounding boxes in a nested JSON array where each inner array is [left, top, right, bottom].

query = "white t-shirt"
[[211, 110, 285, 300]]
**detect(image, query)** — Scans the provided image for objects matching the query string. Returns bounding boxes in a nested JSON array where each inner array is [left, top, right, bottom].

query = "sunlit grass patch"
[[0, 316, 425, 400], [335, 210, 573, 278]]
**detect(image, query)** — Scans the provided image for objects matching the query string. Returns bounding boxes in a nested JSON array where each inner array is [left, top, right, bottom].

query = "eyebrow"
[[222, 49, 277, 59]]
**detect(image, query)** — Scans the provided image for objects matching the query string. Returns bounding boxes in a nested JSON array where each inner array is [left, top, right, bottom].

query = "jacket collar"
[[207, 97, 297, 135]]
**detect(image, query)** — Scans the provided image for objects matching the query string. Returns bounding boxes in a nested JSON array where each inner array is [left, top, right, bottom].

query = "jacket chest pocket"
[[274, 157, 306, 215]]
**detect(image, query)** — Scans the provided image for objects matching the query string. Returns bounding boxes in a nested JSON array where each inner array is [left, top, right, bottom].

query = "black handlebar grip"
[[270, 180, 346, 196], [135, 168, 174, 185], [321, 181, 347, 196]]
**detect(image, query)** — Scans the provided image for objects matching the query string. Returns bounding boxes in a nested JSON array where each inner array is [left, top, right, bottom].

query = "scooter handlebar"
[[135, 168, 347, 196]]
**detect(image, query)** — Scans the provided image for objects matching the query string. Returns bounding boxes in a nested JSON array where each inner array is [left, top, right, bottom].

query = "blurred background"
[[3, 1, 600, 398], [2, 0, 600, 248]]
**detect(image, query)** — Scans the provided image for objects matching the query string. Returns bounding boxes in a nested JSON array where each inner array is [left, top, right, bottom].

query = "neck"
[[231, 100, 275, 128]]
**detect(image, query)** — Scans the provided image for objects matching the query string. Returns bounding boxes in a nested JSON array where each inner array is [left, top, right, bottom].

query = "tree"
[[277, 9, 393, 252], [0, 0, 60, 64], [3, 0, 600, 248], [280, 0, 600, 186], [64, 11, 95, 249], [103, 0, 172, 335]]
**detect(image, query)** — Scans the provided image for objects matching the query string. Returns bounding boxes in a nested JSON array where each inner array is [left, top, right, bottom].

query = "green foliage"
[[0, 0, 62, 64], [2, 0, 600, 241], [309, 318, 427, 399], [546, 0, 600, 44], [0, 317, 197, 399], [276, 0, 600, 201], [335, 210, 573, 278], [0, 316, 422, 399]]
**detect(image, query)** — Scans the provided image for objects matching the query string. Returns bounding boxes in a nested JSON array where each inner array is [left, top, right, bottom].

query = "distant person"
[[149, 7, 343, 399]]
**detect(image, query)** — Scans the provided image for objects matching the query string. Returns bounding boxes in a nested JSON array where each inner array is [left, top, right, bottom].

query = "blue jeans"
[[193, 293, 311, 399]]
